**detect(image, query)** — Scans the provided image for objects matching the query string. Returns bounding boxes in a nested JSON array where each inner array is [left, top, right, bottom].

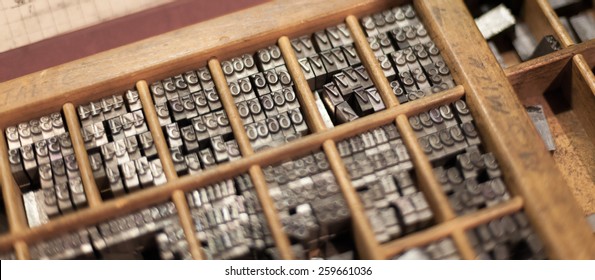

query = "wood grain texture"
[[571, 55, 595, 145], [520, 95, 595, 215], [0, 0, 592, 259], [417, 0, 595, 259], [505, 40, 595, 99], [526, 0, 575, 47]]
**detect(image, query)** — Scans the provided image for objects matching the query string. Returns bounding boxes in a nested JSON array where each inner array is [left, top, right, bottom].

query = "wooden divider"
[[62, 104, 103, 207], [346, 11, 476, 258], [530, 0, 576, 47], [0, 133, 30, 259], [137, 81, 204, 260], [416, 0, 595, 259], [345, 15, 400, 108], [395, 115, 456, 222], [208, 58, 294, 260], [505, 40, 595, 99], [279, 34, 382, 259], [382, 197, 524, 258], [570, 55, 595, 143], [278, 37, 328, 132]]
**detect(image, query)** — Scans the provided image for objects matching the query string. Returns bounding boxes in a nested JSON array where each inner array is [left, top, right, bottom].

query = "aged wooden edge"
[[523, 0, 562, 46], [417, 0, 595, 259], [381, 197, 524, 258], [0, 0, 398, 128], [504, 40, 595, 98], [570, 55, 595, 144], [0, 133, 29, 232], [0, 88, 464, 251], [527, 0, 575, 48]]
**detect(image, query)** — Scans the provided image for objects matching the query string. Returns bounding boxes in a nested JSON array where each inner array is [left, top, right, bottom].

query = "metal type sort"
[[292, 17, 387, 127], [466, 211, 547, 259], [0, 251, 16, 260], [393, 238, 460, 260], [264, 151, 355, 259], [77, 90, 167, 201], [5, 112, 89, 227], [360, 5, 457, 104], [186, 174, 278, 260], [149, 67, 242, 174], [221, 45, 310, 151], [338, 123, 434, 243], [525, 105, 556, 151], [28, 201, 190, 260], [409, 99, 512, 214]]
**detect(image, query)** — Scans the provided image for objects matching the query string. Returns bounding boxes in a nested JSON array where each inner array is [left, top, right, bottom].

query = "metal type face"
[[526, 105, 555, 151], [467, 211, 546, 260]]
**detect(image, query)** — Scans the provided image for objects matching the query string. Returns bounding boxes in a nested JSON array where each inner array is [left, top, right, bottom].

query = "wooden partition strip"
[[278, 36, 328, 132], [528, 0, 575, 47], [281, 31, 388, 259], [249, 166, 294, 260], [417, 0, 595, 259], [571, 54, 595, 144], [0, 133, 29, 232], [136, 80, 204, 260], [14, 241, 30, 260], [208, 59, 255, 157], [323, 140, 382, 260], [395, 115, 456, 222], [451, 229, 477, 260], [171, 191, 204, 260], [346, 15, 400, 108], [504, 40, 595, 98], [382, 197, 524, 258], [137, 81, 178, 180], [0, 87, 463, 251], [208, 58, 294, 259], [62, 103, 103, 207], [525, 0, 575, 48]]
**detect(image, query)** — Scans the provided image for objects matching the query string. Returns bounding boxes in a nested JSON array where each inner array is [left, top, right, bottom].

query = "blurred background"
[[0, 0, 266, 82]]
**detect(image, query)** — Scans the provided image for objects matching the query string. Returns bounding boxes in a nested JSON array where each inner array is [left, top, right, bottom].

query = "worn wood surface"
[[417, 0, 595, 259]]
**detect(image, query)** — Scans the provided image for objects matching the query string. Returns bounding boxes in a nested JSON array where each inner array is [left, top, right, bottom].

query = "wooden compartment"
[[0, 0, 593, 260], [464, 0, 570, 67], [506, 43, 595, 216]]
